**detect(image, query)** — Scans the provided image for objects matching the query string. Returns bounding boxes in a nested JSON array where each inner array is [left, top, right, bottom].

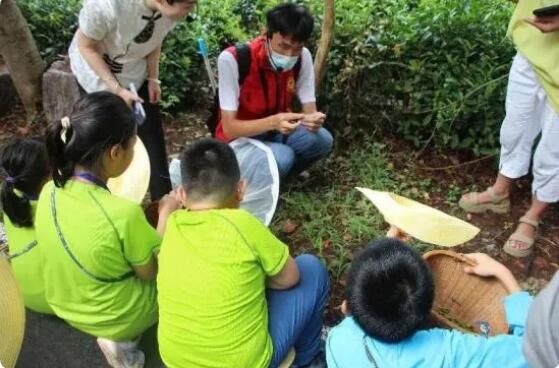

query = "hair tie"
[[60, 116, 71, 144], [4, 176, 15, 184]]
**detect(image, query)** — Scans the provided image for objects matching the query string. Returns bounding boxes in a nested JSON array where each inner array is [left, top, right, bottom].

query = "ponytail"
[[0, 138, 50, 228], [1, 180, 33, 227], [45, 118, 74, 188], [45, 92, 136, 189]]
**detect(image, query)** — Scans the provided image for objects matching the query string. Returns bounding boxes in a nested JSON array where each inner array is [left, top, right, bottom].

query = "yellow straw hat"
[[0, 254, 25, 368], [107, 137, 150, 203], [356, 187, 480, 247]]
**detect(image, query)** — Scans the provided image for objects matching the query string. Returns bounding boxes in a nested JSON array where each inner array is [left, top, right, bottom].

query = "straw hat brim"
[[0, 255, 25, 368], [107, 138, 150, 204], [357, 187, 479, 247]]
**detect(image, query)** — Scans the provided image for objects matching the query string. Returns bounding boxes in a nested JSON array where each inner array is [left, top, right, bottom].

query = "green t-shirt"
[[35, 180, 161, 340], [157, 209, 289, 368], [4, 201, 54, 314], [508, 0, 559, 112]]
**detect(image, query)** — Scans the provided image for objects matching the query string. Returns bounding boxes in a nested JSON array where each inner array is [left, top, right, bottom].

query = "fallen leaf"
[[282, 220, 298, 234]]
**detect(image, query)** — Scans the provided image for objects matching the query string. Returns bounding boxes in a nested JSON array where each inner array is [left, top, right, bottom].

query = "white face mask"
[[268, 41, 299, 71]]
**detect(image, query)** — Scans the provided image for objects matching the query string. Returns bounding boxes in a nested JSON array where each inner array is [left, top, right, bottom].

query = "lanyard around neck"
[[73, 172, 109, 192]]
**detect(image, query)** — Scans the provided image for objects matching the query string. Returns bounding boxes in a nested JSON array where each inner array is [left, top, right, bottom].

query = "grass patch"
[[271, 143, 436, 281]]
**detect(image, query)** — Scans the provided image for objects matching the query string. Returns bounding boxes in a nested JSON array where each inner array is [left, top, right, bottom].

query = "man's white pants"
[[499, 53, 559, 203]]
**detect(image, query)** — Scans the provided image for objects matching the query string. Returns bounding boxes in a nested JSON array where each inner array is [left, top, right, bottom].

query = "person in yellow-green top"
[[0, 138, 53, 315], [460, 0, 559, 258], [157, 138, 330, 368], [35, 92, 181, 368]]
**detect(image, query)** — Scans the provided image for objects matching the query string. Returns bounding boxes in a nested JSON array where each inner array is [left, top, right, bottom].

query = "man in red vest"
[[217, 3, 333, 179]]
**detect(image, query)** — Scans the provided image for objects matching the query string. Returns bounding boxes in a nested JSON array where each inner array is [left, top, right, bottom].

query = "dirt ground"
[[1, 107, 557, 367]]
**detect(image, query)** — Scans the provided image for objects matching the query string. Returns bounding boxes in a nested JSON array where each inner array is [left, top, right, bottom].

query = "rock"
[[42, 58, 81, 123], [484, 243, 498, 256], [0, 64, 18, 116]]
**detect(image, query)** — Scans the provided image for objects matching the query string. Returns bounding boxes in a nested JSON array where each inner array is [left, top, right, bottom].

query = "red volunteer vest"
[[216, 36, 300, 142]]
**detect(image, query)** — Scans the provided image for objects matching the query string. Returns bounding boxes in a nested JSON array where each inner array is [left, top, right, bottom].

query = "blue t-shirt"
[[326, 292, 532, 368]]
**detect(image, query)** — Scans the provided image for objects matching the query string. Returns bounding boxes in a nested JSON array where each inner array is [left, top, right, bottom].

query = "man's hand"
[[273, 112, 304, 135], [301, 112, 326, 133], [277, 120, 301, 135], [525, 15, 559, 33], [148, 80, 162, 104]]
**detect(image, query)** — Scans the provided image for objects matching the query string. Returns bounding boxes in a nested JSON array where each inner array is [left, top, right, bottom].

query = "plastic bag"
[[169, 138, 279, 226]]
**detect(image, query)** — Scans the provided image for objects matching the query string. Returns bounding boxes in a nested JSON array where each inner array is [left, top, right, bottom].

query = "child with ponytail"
[[35, 91, 180, 368], [1, 138, 53, 314]]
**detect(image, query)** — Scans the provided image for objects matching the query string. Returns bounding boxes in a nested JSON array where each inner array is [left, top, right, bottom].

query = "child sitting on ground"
[[1, 138, 53, 314], [326, 237, 532, 367], [35, 92, 180, 368], [157, 138, 330, 368]]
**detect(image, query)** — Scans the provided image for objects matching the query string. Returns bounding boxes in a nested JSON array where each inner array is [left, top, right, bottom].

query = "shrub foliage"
[[17, 0, 515, 153]]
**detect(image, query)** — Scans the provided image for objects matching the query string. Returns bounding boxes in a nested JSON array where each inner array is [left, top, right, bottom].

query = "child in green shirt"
[[157, 138, 330, 368], [1, 138, 53, 314], [35, 92, 180, 368]]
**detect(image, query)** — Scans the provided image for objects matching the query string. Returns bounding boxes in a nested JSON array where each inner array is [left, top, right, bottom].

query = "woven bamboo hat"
[[356, 188, 480, 247], [424, 250, 509, 335], [0, 254, 25, 368], [108, 137, 150, 203]]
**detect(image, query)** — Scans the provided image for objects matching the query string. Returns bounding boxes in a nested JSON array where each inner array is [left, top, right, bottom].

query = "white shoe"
[[96, 338, 145, 368]]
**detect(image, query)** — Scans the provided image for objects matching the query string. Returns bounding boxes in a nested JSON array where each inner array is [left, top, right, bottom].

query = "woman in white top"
[[69, 0, 197, 201]]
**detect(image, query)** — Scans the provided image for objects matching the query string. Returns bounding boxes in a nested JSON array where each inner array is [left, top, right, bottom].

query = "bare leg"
[[508, 198, 548, 250], [473, 174, 514, 203]]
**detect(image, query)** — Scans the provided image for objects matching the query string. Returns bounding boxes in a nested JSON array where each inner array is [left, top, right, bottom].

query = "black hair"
[[180, 138, 240, 203], [346, 238, 435, 342], [0, 138, 50, 227], [266, 3, 314, 42], [45, 91, 136, 188]]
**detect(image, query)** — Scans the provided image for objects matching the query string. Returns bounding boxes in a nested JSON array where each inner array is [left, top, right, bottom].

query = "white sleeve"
[[296, 48, 316, 104], [218, 51, 240, 112], [79, 0, 116, 41]]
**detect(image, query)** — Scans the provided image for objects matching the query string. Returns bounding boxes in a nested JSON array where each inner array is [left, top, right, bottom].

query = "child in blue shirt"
[[326, 237, 532, 368]]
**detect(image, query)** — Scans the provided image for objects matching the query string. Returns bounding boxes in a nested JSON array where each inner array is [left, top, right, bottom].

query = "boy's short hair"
[[180, 138, 240, 202], [346, 238, 435, 342], [266, 3, 314, 43]]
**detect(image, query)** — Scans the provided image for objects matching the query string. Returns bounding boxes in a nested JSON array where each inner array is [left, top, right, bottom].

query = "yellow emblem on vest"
[[287, 76, 296, 94]]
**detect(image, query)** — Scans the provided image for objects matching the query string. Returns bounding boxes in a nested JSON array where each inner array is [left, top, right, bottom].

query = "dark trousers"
[[137, 83, 172, 201]]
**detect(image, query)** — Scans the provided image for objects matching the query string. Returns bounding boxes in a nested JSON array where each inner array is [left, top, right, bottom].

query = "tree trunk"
[[314, 0, 335, 89], [0, 0, 45, 118]]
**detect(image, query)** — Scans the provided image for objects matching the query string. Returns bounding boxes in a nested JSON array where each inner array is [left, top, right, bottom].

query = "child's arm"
[[464, 253, 532, 336], [463, 253, 521, 294], [156, 192, 182, 237], [132, 256, 157, 281], [267, 256, 300, 290]]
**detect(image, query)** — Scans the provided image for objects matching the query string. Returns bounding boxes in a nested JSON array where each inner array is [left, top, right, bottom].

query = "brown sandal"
[[459, 187, 510, 214], [503, 216, 539, 258]]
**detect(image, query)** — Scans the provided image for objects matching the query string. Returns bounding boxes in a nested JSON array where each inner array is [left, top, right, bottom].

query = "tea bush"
[[324, 0, 515, 154]]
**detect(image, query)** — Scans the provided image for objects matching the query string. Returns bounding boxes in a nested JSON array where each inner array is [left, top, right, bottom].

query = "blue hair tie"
[[5, 176, 15, 184]]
